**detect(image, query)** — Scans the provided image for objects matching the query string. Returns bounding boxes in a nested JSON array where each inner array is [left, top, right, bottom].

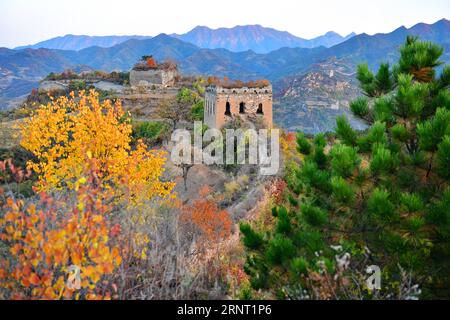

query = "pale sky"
[[0, 0, 449, 48]]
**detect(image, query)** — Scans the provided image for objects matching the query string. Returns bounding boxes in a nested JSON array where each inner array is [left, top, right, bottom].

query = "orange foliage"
[[0, 168, 122, 300], [285, 132, 297, 143], [181, 186, 232, 242], [280, 131, 299, 157], [1, 90, 178, 300], [146, 57, 157, 68]]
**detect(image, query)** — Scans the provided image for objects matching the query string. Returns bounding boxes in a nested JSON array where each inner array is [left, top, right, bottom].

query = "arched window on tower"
[[225, 102, 231, 116], [239, 102, 246, 114], [257, 103, 264, 114]]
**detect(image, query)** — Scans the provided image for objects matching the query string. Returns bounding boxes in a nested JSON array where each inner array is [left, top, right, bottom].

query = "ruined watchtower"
[[204, 79, 273, 129], [130, 57, 179, 88]]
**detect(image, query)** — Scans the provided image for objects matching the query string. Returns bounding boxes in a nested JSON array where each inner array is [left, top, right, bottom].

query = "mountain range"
[[15, 25, 355, 53], [171, 25, 356, 53], [1, 18, 449, 131], [15, 35, 153, 51]]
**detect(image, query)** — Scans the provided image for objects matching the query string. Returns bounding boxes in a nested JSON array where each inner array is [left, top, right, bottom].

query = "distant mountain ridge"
[[1, 19, 449, 115], [15, 25, 355, 53], [307, 31, 357, 48], [171, 25, 356, 53], [15, 35, 153, 51]]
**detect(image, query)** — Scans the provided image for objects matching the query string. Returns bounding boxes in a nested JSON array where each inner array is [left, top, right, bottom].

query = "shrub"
[[224, 175, 249, 201], [133, 121, 170, 145], [190, 100, 204, 121], [181, 187, 232, 243], [240, 223, 264, 250], [0, 166, 122, 300]]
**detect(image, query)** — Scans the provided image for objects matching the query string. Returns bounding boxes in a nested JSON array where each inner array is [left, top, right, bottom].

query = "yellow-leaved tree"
[[20, 90, 174, 203], [0, 90, 178, 299]]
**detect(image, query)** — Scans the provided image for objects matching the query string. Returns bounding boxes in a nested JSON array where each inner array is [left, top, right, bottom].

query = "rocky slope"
[[273, 58, 366, 133]]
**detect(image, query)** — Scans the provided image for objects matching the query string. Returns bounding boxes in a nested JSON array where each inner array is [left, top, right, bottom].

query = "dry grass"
[[0, 119, 22, 149]]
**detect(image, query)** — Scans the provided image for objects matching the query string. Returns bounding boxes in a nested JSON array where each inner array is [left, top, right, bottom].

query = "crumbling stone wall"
[[130, 69, 178, 87], [204, 85, 273, 129], [117, 88, 180, 117]]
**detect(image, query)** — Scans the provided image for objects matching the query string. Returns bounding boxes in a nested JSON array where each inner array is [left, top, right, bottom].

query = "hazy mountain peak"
[[436, 18, 450, 26], [153, 33, 171, 39], [15, 34, 153, 51], [1, 18, 449, 111], [324, 31, 341, 36], [189, 25, 212, 32], [172, 25, 356, 53], [394, 25, 408, 32], [15, 25, 358, 54]]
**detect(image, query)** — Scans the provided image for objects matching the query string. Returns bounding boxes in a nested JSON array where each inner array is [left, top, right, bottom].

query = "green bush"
[[240, 223, 264, 250], [68, 80, 86, 92], [133, 121, 170, 145], [190, 100, 204, 121]]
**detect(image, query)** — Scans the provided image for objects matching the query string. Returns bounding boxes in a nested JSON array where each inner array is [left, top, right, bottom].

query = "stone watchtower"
[[204, 80, 273, 129], [130, 58, 178, 88]]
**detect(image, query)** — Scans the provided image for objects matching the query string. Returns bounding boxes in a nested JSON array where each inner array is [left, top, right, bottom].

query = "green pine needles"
[[240, 37, 450, 299]]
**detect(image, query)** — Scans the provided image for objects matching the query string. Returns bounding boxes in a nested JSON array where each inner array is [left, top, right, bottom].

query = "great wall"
[[37, 56, 273, 129]]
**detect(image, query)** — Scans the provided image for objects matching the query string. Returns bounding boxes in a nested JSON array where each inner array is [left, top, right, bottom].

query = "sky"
[[0, 0, 449, 48]]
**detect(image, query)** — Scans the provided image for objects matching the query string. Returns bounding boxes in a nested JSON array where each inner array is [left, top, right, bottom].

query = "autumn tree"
[[146, 57, 157, 69], [181, 186, 232, 243], [140, 55, 157, 68], [190, 79, 206, 121], [241, 37, 450, 299], [0, 90, 183, 300], [20, 90, 174, 203], [0, 160, 122, 300], [156, 87, 202, 131], [155, 98, 186, 131]]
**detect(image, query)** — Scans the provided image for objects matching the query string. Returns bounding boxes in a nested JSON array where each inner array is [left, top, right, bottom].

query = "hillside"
[[274, 58, 366, 133]]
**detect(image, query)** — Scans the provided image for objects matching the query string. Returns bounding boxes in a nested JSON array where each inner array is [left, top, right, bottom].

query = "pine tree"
[[241, 37, 450, 299]]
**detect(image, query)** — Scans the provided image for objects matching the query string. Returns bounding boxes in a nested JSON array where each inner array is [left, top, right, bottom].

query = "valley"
[[0, 0, 449, 301], [1, 19, 449, 133]]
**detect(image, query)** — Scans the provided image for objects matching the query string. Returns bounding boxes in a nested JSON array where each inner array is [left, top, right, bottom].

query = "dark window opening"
[[239, 102, 246, 114], [257, 103, 264, 114], [225, 102, 231, 116]]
